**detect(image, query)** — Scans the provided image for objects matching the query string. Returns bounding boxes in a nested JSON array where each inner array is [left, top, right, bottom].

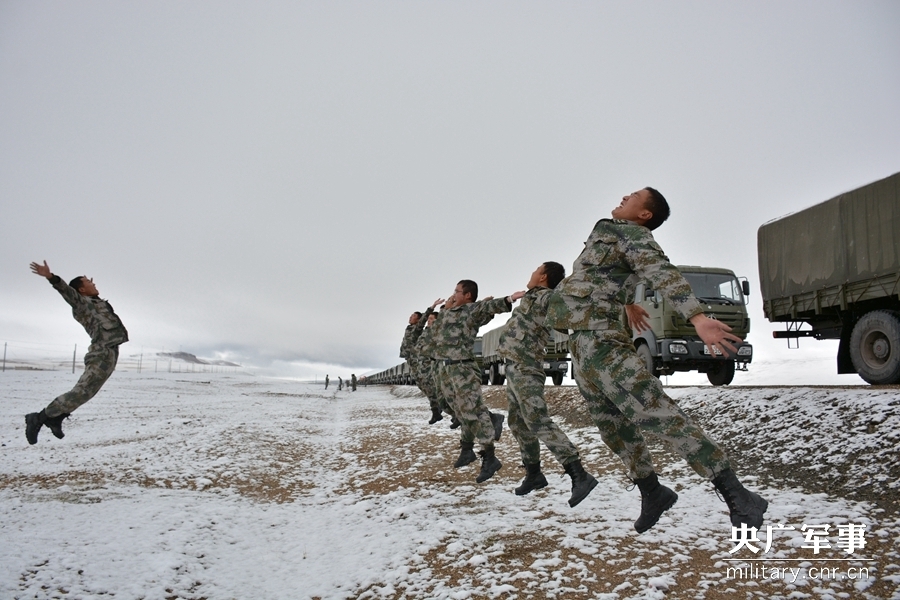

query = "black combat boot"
[[712, 469, 768, 529], [515, 462, 548, 496], [489, 412, 504, 441], [633, 472, 678, 533], [428, 407, 443, 424], [449, 416, 461, 429], [563, 460, 599, 507], [44, 412, 71, 439], [25, 409, 48, 445], [453, 441, 477, 468], [476, 444, 502, 483]]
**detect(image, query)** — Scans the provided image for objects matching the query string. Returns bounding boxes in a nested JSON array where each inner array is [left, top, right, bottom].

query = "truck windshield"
[[683, 272, 745, 305]]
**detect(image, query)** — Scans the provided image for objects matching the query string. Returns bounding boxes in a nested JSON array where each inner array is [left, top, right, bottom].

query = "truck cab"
[[632, 266, 753, 385]]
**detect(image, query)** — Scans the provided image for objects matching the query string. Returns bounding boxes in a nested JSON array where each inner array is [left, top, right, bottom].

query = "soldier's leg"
[[45, 347, 118, 418], [506, 363, 580, 467], [570, 331, 730, 479], [445, 364, 494, 447], [505, 373, 540, 466]]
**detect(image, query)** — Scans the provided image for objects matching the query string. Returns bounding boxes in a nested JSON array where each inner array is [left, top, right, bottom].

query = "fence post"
[[72, 344, 77, 374]]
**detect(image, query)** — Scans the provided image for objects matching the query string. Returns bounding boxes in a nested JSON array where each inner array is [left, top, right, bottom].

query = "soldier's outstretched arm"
[[30, 261, 52, 279]]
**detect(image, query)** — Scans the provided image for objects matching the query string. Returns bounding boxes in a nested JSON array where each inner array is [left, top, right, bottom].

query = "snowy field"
[[2, 371, 898, 600]]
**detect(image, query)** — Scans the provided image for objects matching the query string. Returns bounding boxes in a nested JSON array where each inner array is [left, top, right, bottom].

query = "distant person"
[[325, 374, 330, 389], [546, 187, 767, 532], [499, 262, 598, 507], [432, 280, 515, 484], [338, 377, 343, 391], [25, 261, 129, 444], [351, 374, 357, 391]]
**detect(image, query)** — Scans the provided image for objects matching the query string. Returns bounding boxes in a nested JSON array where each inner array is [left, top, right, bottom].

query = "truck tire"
[[551, 373, 564, 386], [849, 310, 900, 385], [481, 369, 490, 386], [490, 363, 505, 385], [707, 360, 735, 386], [636, 343, 657, 379]]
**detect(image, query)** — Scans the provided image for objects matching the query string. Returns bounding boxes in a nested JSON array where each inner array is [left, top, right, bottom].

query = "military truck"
[[481, 325, 569, 386], [758, 171, 900, 384], [632, 266, 753, 385]]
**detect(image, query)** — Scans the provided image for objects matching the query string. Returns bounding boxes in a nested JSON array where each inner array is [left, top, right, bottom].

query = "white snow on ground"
[[1, 371, 898, 599]]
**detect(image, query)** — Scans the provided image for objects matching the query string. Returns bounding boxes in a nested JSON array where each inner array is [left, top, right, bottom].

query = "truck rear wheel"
[[490, 363, 505, 385], [850, 310, 900, 385], [707, 360, 735, 386]]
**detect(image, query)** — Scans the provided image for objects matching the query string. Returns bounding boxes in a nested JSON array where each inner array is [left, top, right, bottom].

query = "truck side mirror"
[[644, 288, 655, 299], [742, 280, 750, 297]]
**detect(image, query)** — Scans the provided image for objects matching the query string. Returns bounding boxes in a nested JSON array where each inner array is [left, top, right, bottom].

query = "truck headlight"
[[668, 343, 689, 355], [542, 362, 551, 369], [737, 345, 753, 357]]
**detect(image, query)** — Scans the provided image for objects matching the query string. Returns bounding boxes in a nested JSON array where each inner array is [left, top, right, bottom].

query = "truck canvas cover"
[[758, 171, 900, 317]]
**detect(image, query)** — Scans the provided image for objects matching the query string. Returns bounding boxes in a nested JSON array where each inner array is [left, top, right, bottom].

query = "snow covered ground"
[[1, 371, 898, 599]]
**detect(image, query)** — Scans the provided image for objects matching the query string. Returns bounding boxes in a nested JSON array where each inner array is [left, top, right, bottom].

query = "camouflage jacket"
[[497, 287, 553, 367], [399, 307, 433, 358], [546, 219, 703, 332], [432, 297, 512, 361], [49, 275, 129, 347]]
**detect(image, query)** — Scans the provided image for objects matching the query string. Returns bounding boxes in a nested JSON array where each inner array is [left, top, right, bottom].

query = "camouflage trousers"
[[506, 362, 580, 467], [46, 345, 119, 418], [568, 330, 730, 480], [435, 361, 494, 447], [408, 356, 442, 412]]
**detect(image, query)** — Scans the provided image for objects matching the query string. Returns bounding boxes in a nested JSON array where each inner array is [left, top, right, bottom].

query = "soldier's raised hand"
[[625, 303, 651, 333], [431, 298, 445, 309], [509, 290, 526, 303], [689, 314, 741, 357], [30, 261, 52, 278]]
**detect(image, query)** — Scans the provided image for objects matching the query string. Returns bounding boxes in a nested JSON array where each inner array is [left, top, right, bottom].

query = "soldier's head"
[[612, 187, 670, 231], [69, 276, 99, 297], [409, 311, 422, 325], [526, 261, 565, 290], [453, 280, 478, 305], [427, 312, 437, 326]]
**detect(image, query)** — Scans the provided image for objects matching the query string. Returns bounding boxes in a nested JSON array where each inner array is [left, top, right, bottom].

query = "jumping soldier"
[[25, 261, 129, 444], [546, 188, 768, 532]]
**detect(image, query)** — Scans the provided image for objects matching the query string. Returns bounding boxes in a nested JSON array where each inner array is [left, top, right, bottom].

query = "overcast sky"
[[2, 1, 898, 381]]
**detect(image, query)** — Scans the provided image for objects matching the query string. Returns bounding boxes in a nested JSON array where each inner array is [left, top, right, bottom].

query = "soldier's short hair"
[[458, 279, 478, 302], [69, 276, 85, 290], [414, 311, 423, 318], [542, 262, 566, 289], [643, 187, 670, 231]]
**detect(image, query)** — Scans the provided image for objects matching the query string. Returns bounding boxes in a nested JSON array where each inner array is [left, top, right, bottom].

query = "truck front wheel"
[[707, 360, 735, 386], [850, 310, 900, 385], [636, 343, 657, 379], [551, 373, 564, 386]]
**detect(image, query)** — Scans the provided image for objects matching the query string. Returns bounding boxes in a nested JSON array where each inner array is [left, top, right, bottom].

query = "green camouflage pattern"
[[497, 287, 553, 368], [568, 329, 730, 479], [431, 297, 511, 360], [400, 307, 433, 358], [50, 275, 129, 346], [546, 219, 703, 332], [46, 346, 119, 417], [506, 362, 580, 466], [435, 361, 494, 446]]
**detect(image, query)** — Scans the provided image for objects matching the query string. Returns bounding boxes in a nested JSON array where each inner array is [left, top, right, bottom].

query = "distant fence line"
[[1, 341, 243, 375]]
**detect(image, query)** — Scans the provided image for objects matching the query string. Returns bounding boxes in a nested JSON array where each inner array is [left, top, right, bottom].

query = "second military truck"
[[632, 266, 753, 385]]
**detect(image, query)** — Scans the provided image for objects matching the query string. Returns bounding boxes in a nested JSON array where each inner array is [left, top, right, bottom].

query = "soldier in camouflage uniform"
[[415, 306, 460, 428], [498, 262, 599, 507], [546, 188, 768, 533], [432, 280, 512, 483], [25, 261, 129, 445], [401, 307, 444, 423]]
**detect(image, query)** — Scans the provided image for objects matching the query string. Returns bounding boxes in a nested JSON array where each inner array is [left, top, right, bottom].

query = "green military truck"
[[758, 171, 900, 385], [631, 266, 754, 385], [480, 325, 569, 386]]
